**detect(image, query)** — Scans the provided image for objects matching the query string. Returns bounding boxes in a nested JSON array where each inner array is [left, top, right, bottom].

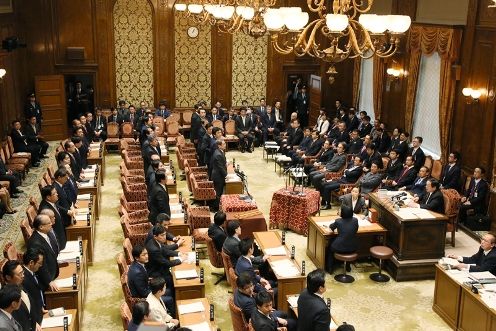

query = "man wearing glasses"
[[448, 233, 496, 275]]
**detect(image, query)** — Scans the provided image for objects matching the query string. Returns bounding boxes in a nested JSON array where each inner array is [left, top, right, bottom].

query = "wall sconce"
[[489, 0, 496, 8], [462, 87, 483, 103], [0, 68, 6, 79], [386, 68, 405, 80]]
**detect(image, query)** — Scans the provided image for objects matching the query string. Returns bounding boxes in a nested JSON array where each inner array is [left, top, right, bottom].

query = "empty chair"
[[369, 246, 394, 282]]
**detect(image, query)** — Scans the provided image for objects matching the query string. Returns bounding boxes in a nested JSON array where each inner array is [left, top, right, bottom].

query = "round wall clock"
[[187, 26, 199, 38]]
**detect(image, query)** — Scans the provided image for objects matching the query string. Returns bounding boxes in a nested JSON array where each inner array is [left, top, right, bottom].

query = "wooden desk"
[[253, 231, 306, 312], [169, 217, 190, 236], [287, 295, 338, 331], [226, 164, 244, 195], [369, 193, 447, 281], [66, 197, 96, 263], [172, 236, 205, 300], [45, 242, 88, 328], [433, 264, 496, 331], [78, 167, 101, 220], [87, 142, 105, 186], [306, 216, 387, 270], [176, 298, 217, 331], [42, 309, 78, 331]]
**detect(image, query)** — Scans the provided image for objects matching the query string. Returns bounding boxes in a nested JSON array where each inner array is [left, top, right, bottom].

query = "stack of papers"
[[470, 271, 496, 281], [439, 257, 459, 267], [174, 252, 196, 264], [174, 269, 198, 279], [171, 213, 185, 219], [358, 218, 373, 227], [183, 322, 211, 331], [41, 314, 73, 328], [317, 220, 335, 229], [169, 194, 178, 199], [480, 292, 496, 309], [79, 180, 95, 188], [178, 301, 205, 315], [264, 246, 287, 256], [77, 193, 91, 200], [74, 213, 90, 222], [61, 241, 80, 253], [90, 144, 101, 149], [270, 259, 300, 277], [76, 207, 89, 214], [170, 204, 183, 213], [57, 250, 81, 263], [287, 295, 299, 308], [53, 277, 74, 288]]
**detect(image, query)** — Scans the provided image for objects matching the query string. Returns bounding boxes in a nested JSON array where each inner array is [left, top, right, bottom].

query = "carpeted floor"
[[7, 144, 481, 330]]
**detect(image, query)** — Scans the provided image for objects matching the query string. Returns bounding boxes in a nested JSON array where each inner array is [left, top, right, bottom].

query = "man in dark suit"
[[23, 93, 43, 125], [222, 221, 242, 266], [320, 156, 363, 209], [208, 211, 227, 252], [222, 107, 238, 123], [39, 185, 71, 250], [0, 285, 23, 331], [21, 248, 45, 327], [235, 108, 254, 153], [144, 135, 161, 174], [296, 85, 309, 128], [381, 149, 403, 184], [0, 158, 22, 196], [261, 105, 279, 143], [92, 107, 108, 141], [24, 116, 48, 158], [441, 152, 462, 191], [348, 130, 363, 155], [117, 100, 129, 118], [251, 291, 293, 331], [235, 239, 273, 294], [459, 166, 489, 222], [449, 233, 496, 275], [145, 213, 181, 243], [27, 214, 60, 292], [332, 122, 350, 146], [145, 224, 183, 290], [53, 167, 75, 225], [304, 139, 334, 175], [291, 130, 322, 166], [385, 156, 417, 190], [10, 120, 41, 166], [309, 142, 347, 190], [409, 179, 445, 214], [72, 134, 88, 170], [190, 107, 203, 146], [373, 128, 391, 154], [358, 115, 372, 138], [148, 170, 170, 222], [408, 136, 426, 171], [211, 140, 227, 210], [199, 123, 214, 166], [123, 105, 140, 127], [297, 269, 330, 331], [108, 107, 124, 124], [64, 140, 82, 181], [206, 107, 221, 123], [362, 143, 384, 173], [3, 260, 37, 331], [347, 109, 360, 132], [402, 166, 430, 196], [154, 100, 171, 119], [282, 120, 304, 155], [356, 162, 384, 194]]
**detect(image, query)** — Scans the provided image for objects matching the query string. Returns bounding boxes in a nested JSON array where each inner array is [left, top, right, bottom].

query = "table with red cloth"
[[226, 209, 267, 239], [269, 188, 320, 235], [220, 194, 258, 213]]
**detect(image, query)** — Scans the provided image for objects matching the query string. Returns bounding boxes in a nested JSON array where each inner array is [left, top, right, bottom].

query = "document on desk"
[[54, 277, 75, 288], [74, 213, 90, 222], [57, 250, 81, 263], [270, 259, 300, 277], [82, 169, 96, 175], [79, 180, 95, 188], [439, 257, 459, 267], [393, 208, 420, 220], [470, 271, 496, 280], [287, 295, 299, 308], [316, 220, 335, 229], [41, 314, 73, 328], [480, 292, 496, 309], [412, 208, 436, 219], [61, 241, 80, 253], [264, 246, 287, 256], [171, 213, 185, 219], [446, 269, 470, 283], [174, 252, 196, 264], [178, 301, 205, 315], [174, 269, 198, 279], [357, 218, 373, 227], [77, 193, 91, 200], [89, 144, 100, 150], [170, 204, 183, 213], [183, 321, 211, 331], [76, 207, 89, 214]]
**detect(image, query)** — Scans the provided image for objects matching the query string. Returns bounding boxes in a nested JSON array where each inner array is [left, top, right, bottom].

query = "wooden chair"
[[442, 188, 461, 247], [166, 120, 180, 145], [431, 159, 443, 180], [121, 122, 135, 138], [120, 301, 132, 331], [29, 197, 39, 209], [168, 112, 181, 123], [181, 110, 193, 134], [26, 205, 38, 226], [229, 296, 249, 331], [224, 119, 240, 149], [105, 122, 121, 151], [3, 242, 22, 261], [228, 267, 238, 292], [190, 173, 217, 205], [424, 155, 433, 172], [122, 238, 134, 265], [116, 252, 129, 277], [221, 249, 234, 285], [212, 119, 223, 129], [120, 272, 145, 308], [20, 219, 33, 245], [152, 116, 165, 136], [1, 145, 27, 177], [6, 136, 31, 162], [188, 206, 211, 243]]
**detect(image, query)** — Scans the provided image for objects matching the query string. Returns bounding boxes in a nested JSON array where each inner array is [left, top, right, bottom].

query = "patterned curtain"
[[373, 57, 386, 120], [352, 59, 361, 108], [404, 24, 462, 161]]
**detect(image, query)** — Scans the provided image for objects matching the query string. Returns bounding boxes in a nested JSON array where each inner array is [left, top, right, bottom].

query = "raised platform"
[[385, 255, 439, 281]]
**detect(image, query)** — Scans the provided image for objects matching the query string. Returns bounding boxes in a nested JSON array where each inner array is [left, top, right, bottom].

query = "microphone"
[[234, 168, 246, 179], [283, 166, 294, 174], [391, 192, 407, 201]]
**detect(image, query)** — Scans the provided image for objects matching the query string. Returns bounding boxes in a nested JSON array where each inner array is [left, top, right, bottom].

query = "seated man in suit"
[[235, 239, 272, 294], [24, 115, 49, 158], [356, 162, 383, 194], [320, 156, 363, 210], [384, 156, 417, 190], [251, 291, 293, 331], [235, 107, 254, 153], [261, 105, 280, 143], [10, 120, 41, 167], [93, 107, 108, 141], [290, 130, 322, 166], [222, 220, 243, 266], [362, 143, 383, 173], [408, 179, 445, 214], [148, 170, 170, 222], [459, 166, 489, 223], [309, 142, 347, 190], [440, 151, 462, 191], [21, 248, 45, 328], [27, 214, 60, 292], [128, 244, 175, 317], [348, 130, 363, 155], [127, 301, 151, 331], [400, 166, 430, 197], [381, 149, 403, 186], [0, 158, 23, 197], [208, 211, 227, 252], [281, 120, 304, 155], [146, 213, 182, 245], [448, 232, 496, 275], [297, 269, 330, 331], [0, 284, 23, 331], [303, 139, 334, 175], [326, 205, 359, 273]]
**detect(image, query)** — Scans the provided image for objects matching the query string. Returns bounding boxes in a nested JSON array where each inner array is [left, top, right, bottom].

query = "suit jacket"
[[235, 256, 264, 293], [395, 140, 409, 161], [12, 299, 35, 331], [123, 113, 139, 127], [395, 167, 417, 188], [24, 102, 43, 123], [297, 136, 312, 152], [38, 200, 68, 250], [325, 153, 346, 172], [117, 107, 129, 118], [68, 153, 81, 181], [154, 109, 170, 119], [145, 239, 181, 280], [330, 217, 359, 253], [405, 177, 428, 196], [341, 165, 363, 184], [364, 151, 384, 170], [358, 172, 383, 194], [92, 115, 107, 132], [348, 115, 360, 131], [206, 113, 221, 123], [384, 159, 403, 180], [287, 128, 304, 148], [408, 147, 426, 170], [223, 236, 241, 266], [297, 289, 330, 331], [235, 116, 253, 134], [463, 247, 496, 275], [27, 231, 60, 291], [332, 130, 350, 145], [374, 133, 391, 153], [148, 183, 170, 222], [208, 224, 227, 252], [339, 194, 366, 214], [23, 124, 42, 144], [233, 288, 258, 321], [10, 129, 30, 153], [419, 189, 445, 214], [464, 178, 489, 214], [262, 113, 276, 129], [296, 92, 309, 114], [54, 181, 72, 215], [21, 266, 44, 325], [146, 293, 174, 327], [348, 138, 363, 155], [358, 123, 372, 138], [63, 177, 78, 205], [128, 261, 150, 298], [0, 309, 22, 331], [190, 112, 202, 142], [388, 137, 401, 153], [251, 309, 278, 331], [108, 114, 124, 124], [440, 164, 461, 191], [306, 139, 323, 157], [211, 149, 227, 184], [317, 149, 334, 164]]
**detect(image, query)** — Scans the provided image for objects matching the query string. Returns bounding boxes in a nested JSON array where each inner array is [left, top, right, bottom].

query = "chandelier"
[[264, 0, 411, 83], [174, 0, 277, 38]]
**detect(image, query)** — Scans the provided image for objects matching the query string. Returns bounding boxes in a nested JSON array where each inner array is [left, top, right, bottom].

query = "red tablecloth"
[[226, 209, 267, 239], [269, 188, 320, 235], [220, 194, 258, 213]]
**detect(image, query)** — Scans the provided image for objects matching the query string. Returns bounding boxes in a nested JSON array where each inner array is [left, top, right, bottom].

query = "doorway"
[[64, 74, 95, 125]]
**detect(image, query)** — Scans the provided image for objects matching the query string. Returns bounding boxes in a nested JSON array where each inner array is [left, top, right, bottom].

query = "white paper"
[[171, 213, 185, 219], [358, 218, 373, 227], [317, 221, 335, 229], [74, 213, 90, 222], [169, 194, 178, 199], [394, 209, 419, 220], [53, 277, 74, 288], [174, 252, 196, 264], [287, 295, 299, 308], [79, 180, 95, 188], [41, 314, 73, 328], [170, 204, 183, 213], [480, 292, 496, 309], [264, 246, 287, 256], [89, 144, 100, 149], [412, 209, 437, 218], [60, 241, 80, 253], [174, 269, 198, 279], [182, 321, 211, 331], [470, 271, 496, 280], [270, 259, 300, 277], [440, 257, 459, 267], [77, 193, 91, 200], [76, 207, 89, 214], [178, 301, 205, 315], [386, 190, 401, 196], [57, 251, 80, 263], [82, 169, 95, 175]]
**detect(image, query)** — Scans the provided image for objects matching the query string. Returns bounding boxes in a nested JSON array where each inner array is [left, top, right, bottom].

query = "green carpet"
[[8, 145, 479, 330]]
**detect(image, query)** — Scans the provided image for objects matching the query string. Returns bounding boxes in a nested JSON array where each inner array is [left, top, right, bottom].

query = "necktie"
[[32, 273, 45, 306], [426, 192, 432, 204], [130, 114, 134, 122], [398, 167, 408, 181], [469, 181, 479, 199], [48, 230, 60, 255], [416, 178, 423, 185]]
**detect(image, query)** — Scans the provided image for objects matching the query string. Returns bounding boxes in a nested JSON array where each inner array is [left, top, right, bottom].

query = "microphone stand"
[[297, 165, 306, 196]]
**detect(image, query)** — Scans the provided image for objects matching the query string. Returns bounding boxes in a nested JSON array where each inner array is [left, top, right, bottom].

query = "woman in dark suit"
[[326, 205, 359, 274], [339, 186, 366, 214]]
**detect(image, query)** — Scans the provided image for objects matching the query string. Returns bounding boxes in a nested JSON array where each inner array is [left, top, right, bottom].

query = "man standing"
[[23, 93, 43, 125], [39, 185, 72, 249], [0, 285, 23, 331], [296, 85, 309, 128], [21, 248, 45, 328], [148, 170, 170, 222], [408, 136, 426, 171], [235, 108, 254, 153], [297, 269, 330, 331], [211, 140, 227, 211]]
